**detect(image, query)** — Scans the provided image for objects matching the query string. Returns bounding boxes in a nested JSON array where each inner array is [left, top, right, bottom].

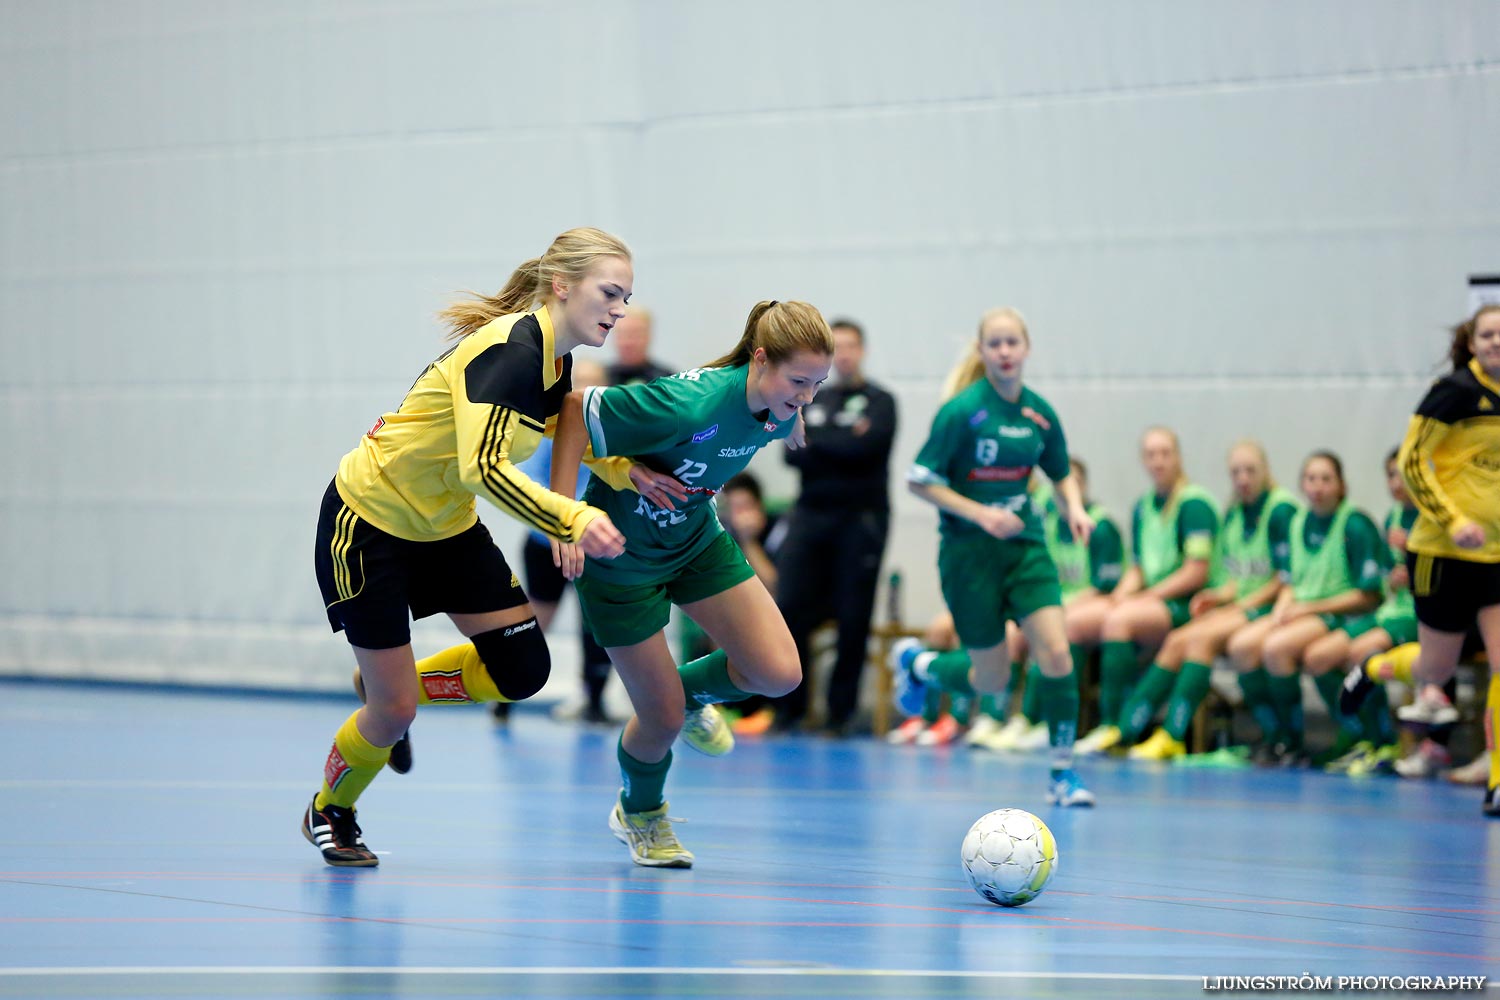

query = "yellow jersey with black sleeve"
[[335, 309, 635, 543], [1398, 358, 1500, 563]]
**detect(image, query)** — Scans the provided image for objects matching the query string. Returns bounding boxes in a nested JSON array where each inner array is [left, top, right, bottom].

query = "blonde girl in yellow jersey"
[[304, 228, 687, 866]]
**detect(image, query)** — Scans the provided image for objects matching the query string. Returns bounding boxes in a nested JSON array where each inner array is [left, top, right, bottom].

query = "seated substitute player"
[[1297, 447, 1413, 774], [1115, 440, 1298, 761], [1225, 451, 1382, 766], [1077, 426, 1221, 755], [550, 300, 834, 867], [892, 307, 1097, 807], [304, 228, 637, 866]]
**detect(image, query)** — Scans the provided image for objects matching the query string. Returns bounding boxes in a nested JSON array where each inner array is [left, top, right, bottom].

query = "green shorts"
[[1165, 598, 1193, 629], [1374, 610, 1418, 646], [939, 538, 1061, 649], [575, 530, 754, 648], [1242, 604, 1272, 623]]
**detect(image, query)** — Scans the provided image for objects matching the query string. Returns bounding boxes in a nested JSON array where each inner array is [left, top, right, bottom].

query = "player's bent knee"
[[473, 618, 551, 702], [755, 661, 801, 698]]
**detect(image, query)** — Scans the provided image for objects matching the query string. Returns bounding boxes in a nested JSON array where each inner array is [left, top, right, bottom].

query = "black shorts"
[[1407, 550, 1500, 634], [522, 535, 567, 605], [314, 479, 528, 649]]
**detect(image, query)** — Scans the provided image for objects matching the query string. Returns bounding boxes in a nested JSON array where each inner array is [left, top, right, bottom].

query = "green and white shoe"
[[679, 704, 734, 757], [1321, 739, 1374, 774], [609, 799, 695, 868]]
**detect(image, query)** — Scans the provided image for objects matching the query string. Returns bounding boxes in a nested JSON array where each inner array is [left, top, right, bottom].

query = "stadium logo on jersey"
[[324, 745, 351, 790], [719, 445, 757, 458], [420, 669, 469, 703], [998, 425, 1033, 439], [691, 424, 720, 444]]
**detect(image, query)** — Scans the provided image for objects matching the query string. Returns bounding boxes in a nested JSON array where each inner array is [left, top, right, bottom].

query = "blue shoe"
[[888, 637, 929, 717], [1045, 769, 1096, 808]]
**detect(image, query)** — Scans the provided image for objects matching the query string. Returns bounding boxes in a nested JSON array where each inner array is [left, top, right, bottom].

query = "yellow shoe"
[[679, 704, 735, 756], [1075, 724, 1121, 756], [1128, 728, 1185, 760], [609, 799, 694, 868]]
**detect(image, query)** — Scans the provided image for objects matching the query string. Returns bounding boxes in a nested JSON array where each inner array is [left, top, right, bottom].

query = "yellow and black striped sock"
[[1366, 642, 1418, 685], [314, 711, 391, 810], [413, 643, 504, 705]]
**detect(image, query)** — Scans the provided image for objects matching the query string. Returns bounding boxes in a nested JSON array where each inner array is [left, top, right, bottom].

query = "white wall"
[[2, 1, 1497, 691]]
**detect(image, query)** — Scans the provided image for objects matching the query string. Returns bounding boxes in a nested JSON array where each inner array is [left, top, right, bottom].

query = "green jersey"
[[1217, 488, 1300, 599], [1044, 502, 1125, 597], [909, 380, 1070, 545], [580, 364, 796, 584], [1284, 502, 1384, 601], [1131, 484, 1220, 587]]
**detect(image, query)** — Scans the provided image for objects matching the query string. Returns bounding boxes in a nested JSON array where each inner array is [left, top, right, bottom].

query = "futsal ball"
[[960, 808, 1058, 907]]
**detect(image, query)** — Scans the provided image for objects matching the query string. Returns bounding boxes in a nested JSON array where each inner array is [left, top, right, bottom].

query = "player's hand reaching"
[[1067, 508, 1095, 548], [629, 464, 690, 510], [786, 411, 808, 450], [552, 538, 585, 581], [578, 513, 625, 560], [974, 506, 1025, 540], [1451, 519, 1486, 550]]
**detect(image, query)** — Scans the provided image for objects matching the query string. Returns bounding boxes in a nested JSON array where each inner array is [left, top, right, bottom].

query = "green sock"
[[922, 685, 943, 724], [1267, 673, 1304, 748], [1021, 662, 1044, 723], [1239, 668, 1281, 743], [951, 694, 974, 725], [978, 693, 1003, 721], [1164, 661, 1212, 741], [1120, 664, 1175, 741], [1313, 670, 1363, 738], [678, 648, 751, 707], [928, 649, 976, 697], [1097, 641, 1138, 727], [1036, 671, 1080, 770], [1361, 683, 1396, 744], [618, 736, 673, 813]]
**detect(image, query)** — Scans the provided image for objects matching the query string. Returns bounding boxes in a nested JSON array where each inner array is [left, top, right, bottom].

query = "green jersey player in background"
[[892, 306, 1098, 808], [551, 300, 834, 868]]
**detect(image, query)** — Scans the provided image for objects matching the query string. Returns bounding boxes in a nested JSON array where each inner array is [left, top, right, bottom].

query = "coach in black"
[[773, 318, 898, 736]]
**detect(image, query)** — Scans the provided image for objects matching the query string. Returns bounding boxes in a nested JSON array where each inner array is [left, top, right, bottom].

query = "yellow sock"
[[1367, 642, 1418, 684], [315, 711, 391, 810], [414, 642, 503, 704], [1487, 673, 1499, 792]]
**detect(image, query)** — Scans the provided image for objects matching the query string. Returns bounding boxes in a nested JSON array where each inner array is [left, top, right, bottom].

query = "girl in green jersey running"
[[1226, 451, 1383, 765], [1118, 441, 1298, 761], [894, 307, 1098, 807], [551, 301, 833, 868]]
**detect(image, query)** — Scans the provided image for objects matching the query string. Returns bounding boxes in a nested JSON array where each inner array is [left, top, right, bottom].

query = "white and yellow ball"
[[960, 808, 1058, 907]]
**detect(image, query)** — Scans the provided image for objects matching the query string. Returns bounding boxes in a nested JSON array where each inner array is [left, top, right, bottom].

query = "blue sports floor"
[[2, 680, 1497, 1000]]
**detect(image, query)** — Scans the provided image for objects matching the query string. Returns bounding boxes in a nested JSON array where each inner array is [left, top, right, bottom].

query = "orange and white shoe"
[[885, 716, 928, 745], [916, 714, 963, 746]]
